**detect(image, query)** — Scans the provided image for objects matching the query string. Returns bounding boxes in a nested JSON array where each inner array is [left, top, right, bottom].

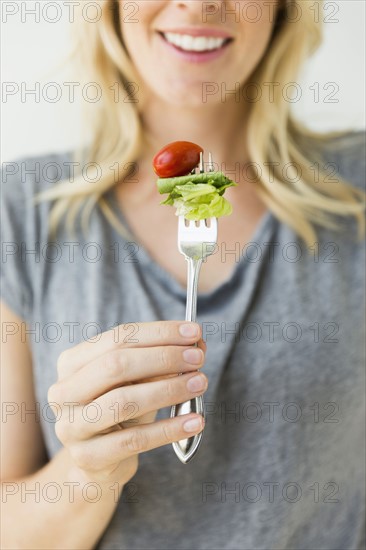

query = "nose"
[[171, 0, 218, 14]]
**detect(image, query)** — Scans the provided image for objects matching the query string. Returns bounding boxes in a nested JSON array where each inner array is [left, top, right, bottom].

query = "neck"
[[139, 94, 250, 172]]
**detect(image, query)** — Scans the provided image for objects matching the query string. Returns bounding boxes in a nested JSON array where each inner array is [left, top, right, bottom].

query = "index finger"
[[57, 321, 202, 377]]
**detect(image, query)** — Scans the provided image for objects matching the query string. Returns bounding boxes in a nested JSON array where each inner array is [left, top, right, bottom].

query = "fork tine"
[[199, 151, 204, 173], [178, 216, 217, 230], [178, 215, 186, 230], [179, 151, 219, 226]]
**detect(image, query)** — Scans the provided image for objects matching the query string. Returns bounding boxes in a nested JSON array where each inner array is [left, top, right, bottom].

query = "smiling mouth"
[[158, 32, 233, 53]]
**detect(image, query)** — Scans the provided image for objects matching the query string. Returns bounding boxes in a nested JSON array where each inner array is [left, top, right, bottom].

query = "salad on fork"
[[153, 141, 237, 463]]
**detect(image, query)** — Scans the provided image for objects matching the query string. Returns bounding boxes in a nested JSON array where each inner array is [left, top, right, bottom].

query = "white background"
[[1, 0, 365, 162]]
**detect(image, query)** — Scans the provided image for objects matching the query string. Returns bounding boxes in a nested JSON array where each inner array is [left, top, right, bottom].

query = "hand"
[[47, 321, 207, 486]]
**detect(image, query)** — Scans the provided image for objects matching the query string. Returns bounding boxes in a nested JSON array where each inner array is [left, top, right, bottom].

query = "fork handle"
[[171, 258, 205, 464], [184, 257, 202, 322]]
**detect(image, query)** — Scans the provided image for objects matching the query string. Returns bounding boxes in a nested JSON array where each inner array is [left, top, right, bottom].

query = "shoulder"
[[299, 130, 365, 191], [0, 151, 75, 319], [1, 150, 75, 238], [1, 150, 75, 202]]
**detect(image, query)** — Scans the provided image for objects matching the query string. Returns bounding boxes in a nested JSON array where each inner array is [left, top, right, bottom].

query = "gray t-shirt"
[[1, 132, 365, 549]]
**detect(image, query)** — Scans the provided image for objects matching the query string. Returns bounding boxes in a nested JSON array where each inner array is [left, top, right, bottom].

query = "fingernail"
[[183, 348, 203, 364], [183, 416, 203, 433], [187, 374, 207, 392], [179, 323, 199, 338]]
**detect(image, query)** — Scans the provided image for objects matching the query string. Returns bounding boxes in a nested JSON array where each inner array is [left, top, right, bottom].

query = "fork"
[[170, 152, 218, 464]]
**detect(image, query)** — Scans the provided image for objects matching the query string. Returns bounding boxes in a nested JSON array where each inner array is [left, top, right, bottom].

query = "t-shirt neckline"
[[104, 187, 277, 301]]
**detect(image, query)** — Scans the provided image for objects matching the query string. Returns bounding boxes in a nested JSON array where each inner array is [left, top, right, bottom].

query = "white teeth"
[[163, 33, 226, 52], [182, 35, 192, 50]]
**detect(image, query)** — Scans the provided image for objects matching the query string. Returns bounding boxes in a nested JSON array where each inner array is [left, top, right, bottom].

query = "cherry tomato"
[[153, 141, 203, 178]]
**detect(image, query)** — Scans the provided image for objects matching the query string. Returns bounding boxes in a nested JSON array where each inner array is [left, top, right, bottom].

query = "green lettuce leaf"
[[156, 171, 237, 220]]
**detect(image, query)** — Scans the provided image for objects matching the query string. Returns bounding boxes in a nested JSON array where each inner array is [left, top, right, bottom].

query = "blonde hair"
[[38, 0, 365, 245]]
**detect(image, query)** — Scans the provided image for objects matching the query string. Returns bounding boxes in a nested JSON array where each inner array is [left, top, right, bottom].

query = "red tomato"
[[153, 141, 203, 178]]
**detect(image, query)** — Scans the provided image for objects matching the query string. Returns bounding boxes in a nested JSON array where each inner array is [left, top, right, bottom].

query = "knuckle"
[[103, 351, 126, 381], [118, 391, 130, 418], [164, 377, 177, 399], [70, 444, 92, 470], [56, 350, 69, 375], [124, 430, 149, 454], [108, 388, 130, 423], [54, 408, 83, 444], [159, 347, 171, 372], [161, 423, 173, 444], [47, 382, 63, 407], [54, 420, 69, 444], [114, 323, 140, 349], [155, 323, 169, 342], [47, 383, 56, 404]]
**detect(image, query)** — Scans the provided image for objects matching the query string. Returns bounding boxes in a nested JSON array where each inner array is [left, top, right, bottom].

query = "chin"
[[150, 79, 221, 108], [162, 93, 207, 108]]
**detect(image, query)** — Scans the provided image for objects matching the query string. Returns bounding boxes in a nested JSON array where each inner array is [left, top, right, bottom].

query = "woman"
[[1, 0, 365, 548]]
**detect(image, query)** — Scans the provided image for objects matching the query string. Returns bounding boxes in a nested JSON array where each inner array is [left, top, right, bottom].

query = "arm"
[[1, 302, 207, 550], [0, 301, 123, 550]]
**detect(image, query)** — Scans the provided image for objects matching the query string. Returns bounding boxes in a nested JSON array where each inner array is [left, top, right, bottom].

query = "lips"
[[164, 32, 230, 52], [159, 26, 233, 39], [155, 24, 234, 65], [156, 27, 233, 62]]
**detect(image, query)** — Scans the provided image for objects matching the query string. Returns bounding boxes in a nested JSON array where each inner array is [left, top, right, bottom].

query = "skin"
[[1, 2, 279, 548], [117, 0, 278, 292], [121, 0, 277, 153]]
